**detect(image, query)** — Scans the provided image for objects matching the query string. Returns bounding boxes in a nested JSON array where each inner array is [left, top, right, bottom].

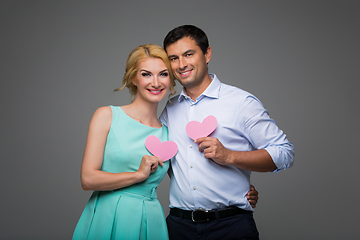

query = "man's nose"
[[179, 57, 187, 70]]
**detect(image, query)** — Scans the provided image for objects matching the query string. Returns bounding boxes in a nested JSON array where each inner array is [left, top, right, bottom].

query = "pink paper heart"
[[186, 115, 217, 140], [145, 135, 178, 161]]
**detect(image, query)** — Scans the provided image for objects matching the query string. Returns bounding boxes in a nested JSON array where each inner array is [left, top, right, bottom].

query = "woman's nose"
[[152, 76, 160, 88]]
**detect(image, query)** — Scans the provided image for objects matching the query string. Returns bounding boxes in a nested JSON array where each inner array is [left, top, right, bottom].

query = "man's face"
[[166, 37, 211, 90]]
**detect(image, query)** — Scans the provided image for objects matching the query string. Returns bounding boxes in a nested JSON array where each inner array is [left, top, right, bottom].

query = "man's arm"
[[195, 95, 294, 172], [195, 137, 277, 172]]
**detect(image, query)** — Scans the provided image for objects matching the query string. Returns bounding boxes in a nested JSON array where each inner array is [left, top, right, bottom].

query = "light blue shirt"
[[160, 74, 294, 211]]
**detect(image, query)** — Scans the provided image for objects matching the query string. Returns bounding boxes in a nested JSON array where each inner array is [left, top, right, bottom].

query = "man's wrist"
[[226, 149, 236, 166]]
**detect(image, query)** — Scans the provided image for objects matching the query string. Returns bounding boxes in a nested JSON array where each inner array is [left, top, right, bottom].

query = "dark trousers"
[[166, 212, 259, 240]]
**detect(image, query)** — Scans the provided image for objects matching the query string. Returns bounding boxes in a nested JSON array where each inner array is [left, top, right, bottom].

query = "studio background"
[[1, 1, 359, 239]]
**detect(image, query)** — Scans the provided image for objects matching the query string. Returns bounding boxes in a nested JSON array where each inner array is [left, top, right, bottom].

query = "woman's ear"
[[132, 76, 137, 87]]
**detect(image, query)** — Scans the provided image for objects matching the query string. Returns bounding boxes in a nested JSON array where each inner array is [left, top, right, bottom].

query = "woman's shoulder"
[[90, 106, 114, 127], [94, 105, 125, 114], [94, 105, 112, 115]]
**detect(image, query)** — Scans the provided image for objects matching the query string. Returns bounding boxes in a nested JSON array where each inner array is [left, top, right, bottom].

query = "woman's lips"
[[147, 88, 164, 95]]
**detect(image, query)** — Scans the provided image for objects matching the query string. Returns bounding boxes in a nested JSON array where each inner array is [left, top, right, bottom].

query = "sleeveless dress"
[[72, 106, 170, 240]]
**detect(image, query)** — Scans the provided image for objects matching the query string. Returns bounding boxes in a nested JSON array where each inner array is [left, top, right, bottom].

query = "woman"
[[72, 44, 176, 239]]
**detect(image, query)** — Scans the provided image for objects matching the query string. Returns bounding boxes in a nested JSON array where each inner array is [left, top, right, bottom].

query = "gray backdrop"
[[1, 1, 359, 239]]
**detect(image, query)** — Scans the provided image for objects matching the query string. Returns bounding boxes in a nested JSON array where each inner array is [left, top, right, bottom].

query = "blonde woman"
[[73, 44, 176, 240]]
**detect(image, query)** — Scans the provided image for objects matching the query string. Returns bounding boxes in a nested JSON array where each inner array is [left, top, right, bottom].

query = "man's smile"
[[179, 69, 193, 78]]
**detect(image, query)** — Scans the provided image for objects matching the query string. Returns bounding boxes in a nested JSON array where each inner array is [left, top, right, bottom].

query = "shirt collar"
[[178, 73, 220, 102]]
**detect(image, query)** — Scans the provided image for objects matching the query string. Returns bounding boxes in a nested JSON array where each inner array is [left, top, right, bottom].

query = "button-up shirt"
[[160, 74, 294, 211]]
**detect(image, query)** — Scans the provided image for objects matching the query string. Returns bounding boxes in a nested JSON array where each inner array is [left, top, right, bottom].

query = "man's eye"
[[170, 57, 177, 61]]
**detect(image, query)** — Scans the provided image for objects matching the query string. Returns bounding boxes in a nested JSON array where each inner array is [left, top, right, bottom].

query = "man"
[[160, 25, 294, 240]]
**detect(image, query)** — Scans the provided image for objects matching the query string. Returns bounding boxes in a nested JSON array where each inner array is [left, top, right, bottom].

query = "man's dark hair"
[[163, 25, 209, 54]]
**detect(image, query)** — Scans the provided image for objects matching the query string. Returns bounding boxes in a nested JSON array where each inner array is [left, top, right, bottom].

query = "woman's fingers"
[[145, 156, 164, 173]]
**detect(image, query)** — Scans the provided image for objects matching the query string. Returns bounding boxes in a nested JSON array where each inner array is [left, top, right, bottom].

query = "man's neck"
[[184, 74, 212, 101]]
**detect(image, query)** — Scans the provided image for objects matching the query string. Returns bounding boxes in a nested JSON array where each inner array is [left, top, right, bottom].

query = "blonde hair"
[[115, 44, 176, 101]]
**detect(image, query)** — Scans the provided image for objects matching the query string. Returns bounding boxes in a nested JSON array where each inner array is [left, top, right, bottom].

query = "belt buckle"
[[191, 209, 209, 223]]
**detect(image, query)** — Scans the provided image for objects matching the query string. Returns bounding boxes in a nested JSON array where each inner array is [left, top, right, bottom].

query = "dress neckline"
[[118, 106, 164, 129]]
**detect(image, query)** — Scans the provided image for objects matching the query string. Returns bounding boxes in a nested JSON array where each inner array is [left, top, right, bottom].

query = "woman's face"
[[133, 57, 171, 104]]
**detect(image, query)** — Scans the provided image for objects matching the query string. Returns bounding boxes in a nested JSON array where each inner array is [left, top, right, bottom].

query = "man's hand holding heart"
[[186, 115, 231, 165], [195, 137, 231, 165]]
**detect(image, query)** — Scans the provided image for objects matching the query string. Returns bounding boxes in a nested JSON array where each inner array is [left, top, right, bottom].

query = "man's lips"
[[179, 69, 192, 78]]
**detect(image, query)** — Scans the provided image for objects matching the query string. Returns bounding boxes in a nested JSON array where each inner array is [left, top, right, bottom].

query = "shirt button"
[[193, 187, 196, 190], [190, 165, 193, 168], [190, 145, 193, 148]]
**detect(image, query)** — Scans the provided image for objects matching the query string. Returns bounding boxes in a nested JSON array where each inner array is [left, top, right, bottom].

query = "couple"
[[72, 25, 294, 240]]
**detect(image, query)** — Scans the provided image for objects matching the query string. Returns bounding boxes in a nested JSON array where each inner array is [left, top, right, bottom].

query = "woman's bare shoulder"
[[90, 106, 113, 127]]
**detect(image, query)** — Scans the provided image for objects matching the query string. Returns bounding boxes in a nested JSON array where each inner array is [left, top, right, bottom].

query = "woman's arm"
[[80, 106, 163, 191]]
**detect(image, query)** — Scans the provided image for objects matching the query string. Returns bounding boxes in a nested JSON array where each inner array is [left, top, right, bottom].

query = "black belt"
[[169, 206, 252, 223]]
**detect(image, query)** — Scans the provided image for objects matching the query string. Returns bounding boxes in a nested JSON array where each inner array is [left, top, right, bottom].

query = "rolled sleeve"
[[240, 96, 294, 172], [265, 142, 294, 172]]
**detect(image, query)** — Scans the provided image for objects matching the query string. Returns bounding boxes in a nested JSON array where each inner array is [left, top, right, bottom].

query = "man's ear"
[[205, 46, 212, 64]]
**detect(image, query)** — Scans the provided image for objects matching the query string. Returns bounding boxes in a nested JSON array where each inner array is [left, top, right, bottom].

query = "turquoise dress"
[[73, 106, 170, 240]]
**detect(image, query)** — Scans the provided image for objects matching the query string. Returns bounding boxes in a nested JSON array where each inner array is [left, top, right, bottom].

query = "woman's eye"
[[141, 72, 150, 77], [160, 72, 169, 77]]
